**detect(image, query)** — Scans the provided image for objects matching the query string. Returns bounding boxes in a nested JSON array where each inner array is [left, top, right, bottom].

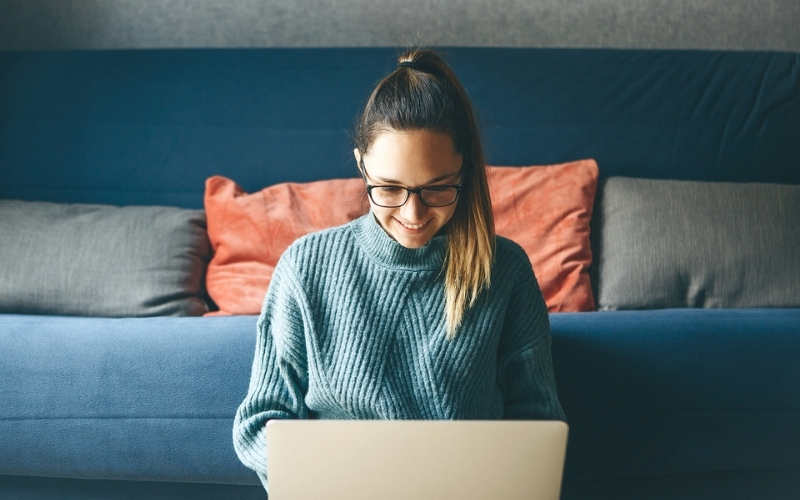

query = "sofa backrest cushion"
[[1, 49, 797, 209], [0, 200, 211, 316], [205, 160, 598, 315], [594, 177, 800, 310]]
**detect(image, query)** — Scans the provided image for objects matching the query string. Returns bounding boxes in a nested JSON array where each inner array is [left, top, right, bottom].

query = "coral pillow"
[[204, 176, 367, 315], [205, 159, 597, 315], [488, 160, 598, 312]]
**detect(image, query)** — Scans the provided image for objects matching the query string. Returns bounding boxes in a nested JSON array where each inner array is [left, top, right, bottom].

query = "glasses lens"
[[420, 186, 459, 207], [370, 186, 408, 207]]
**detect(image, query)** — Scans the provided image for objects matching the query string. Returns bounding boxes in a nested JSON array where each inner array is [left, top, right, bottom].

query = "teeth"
[[400, 220, 427, 229]]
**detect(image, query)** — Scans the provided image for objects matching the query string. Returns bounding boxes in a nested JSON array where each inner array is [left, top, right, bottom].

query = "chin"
[[393, 232, 434, 249], [398, 240, 428, 249]]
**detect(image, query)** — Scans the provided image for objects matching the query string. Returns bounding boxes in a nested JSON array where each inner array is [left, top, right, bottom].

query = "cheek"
[[370, 204, 396, 222], [439, 205, 458, 225]]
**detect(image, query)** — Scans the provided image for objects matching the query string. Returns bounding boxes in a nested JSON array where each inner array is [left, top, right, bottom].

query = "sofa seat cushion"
[[0, 314, 261, 485], [2, 310, 798, 486], [550, 308, 800, 482]]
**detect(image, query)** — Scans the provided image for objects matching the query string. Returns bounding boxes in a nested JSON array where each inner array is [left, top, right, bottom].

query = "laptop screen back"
[[266, 420, 568, 500]]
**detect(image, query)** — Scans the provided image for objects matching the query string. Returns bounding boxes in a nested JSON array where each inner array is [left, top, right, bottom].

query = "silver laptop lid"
[[267, 420, 568, 500]]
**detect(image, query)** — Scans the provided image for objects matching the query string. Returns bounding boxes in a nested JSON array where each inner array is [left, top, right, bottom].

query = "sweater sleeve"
[[497, 255, 567, 422], [232, 251, 310, 488]]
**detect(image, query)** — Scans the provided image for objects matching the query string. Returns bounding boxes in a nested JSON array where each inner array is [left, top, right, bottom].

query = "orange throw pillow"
[[488, 160, 598, 312], [204, 159, 597, 315], [204, 176, 367, 315]]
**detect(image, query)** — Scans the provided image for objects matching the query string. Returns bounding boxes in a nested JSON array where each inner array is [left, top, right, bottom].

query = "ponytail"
[[354, 48, 495, 339]]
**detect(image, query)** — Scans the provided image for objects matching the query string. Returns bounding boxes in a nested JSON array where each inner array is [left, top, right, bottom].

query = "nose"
[[399, 191, 428, 222]]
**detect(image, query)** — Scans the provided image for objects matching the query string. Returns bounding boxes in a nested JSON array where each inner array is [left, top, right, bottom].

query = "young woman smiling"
[[233, 48, 566, 490]]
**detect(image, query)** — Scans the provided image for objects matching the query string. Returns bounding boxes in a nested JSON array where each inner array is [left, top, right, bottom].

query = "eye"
[[377, 186, 404, 194], [424, 186, 450, 193]]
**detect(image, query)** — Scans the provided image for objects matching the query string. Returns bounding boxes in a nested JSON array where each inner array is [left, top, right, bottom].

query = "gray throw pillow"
[[594, 178, 800, 310], [0, 200, 211, 316]]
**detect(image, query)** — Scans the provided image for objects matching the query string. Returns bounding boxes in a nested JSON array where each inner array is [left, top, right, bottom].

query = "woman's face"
[[356, 129, 463, 249]]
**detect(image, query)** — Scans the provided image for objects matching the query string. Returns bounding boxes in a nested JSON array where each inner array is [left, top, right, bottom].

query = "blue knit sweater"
[[233, 213, 566, 485]]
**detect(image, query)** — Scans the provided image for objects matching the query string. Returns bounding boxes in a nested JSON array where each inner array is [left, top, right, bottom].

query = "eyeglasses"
[[359, 159, 462, 208]]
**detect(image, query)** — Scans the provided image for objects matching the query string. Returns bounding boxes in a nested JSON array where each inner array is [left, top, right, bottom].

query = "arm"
[[498, 259, 567, 422], [233, 253, 310, 486]]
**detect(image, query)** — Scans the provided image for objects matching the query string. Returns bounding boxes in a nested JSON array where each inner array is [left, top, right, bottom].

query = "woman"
[[233, 48, 566, 490]]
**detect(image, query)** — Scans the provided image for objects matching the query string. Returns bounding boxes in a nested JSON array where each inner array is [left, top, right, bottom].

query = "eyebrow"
[[373, 170, 461, 185]]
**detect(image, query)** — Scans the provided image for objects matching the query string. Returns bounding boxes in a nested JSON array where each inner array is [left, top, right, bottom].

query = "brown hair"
[[354, 48, 495, 338]]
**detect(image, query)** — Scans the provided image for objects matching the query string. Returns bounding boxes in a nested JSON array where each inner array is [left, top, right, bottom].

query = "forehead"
[[364, 129, 463, 185]]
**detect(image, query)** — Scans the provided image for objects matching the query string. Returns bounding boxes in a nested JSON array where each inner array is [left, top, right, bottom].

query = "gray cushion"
[[0, 200, 211, 316], [594, 178, 800, 310]]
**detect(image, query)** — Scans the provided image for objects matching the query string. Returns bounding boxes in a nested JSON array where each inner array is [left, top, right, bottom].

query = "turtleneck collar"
[[351, 213, 447, 271]]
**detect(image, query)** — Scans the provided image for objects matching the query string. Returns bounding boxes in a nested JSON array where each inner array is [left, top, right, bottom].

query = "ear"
[[353, 148, 361, 164]]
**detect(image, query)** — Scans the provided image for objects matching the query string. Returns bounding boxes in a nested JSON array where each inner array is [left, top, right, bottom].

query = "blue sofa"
[[1, 48, 799, 499]]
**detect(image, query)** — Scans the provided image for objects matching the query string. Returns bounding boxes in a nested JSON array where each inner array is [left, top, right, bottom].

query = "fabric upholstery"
[[0, 476, 265, 500], [205, 161, 596, 315], [0, 200, 210, 316], [2, 49, 797, 209], [0, 314, 261, 484], [2, 309, 798, 488], [550, 308, 800, 482], [594, 178, 800, 310], [560, 465, 800, 500]]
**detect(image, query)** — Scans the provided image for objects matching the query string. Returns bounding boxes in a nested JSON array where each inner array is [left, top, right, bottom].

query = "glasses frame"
[[359, 158, 463, 208]]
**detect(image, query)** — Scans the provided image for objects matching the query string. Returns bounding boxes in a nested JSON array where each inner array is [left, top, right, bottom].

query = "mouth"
[[396, 218, 430, 231]]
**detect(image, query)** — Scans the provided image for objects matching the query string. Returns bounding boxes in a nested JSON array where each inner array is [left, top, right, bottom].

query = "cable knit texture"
[[233, 213, 566, 488]]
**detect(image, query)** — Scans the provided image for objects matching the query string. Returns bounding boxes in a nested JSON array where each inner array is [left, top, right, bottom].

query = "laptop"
[[266, 420, 569, 500]]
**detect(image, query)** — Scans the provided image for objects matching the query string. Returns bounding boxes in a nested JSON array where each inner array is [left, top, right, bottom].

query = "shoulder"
[[262, 218, 362, 312], [495, 235, 529, 260], [491, 235, 545, 300], [494, 235, 535, 276], [282, 217, 362, 263], [492, 237, 550, 343], [275, 217, 368, 285]]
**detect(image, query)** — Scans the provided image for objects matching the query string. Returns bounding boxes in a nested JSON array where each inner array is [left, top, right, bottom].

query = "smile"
[[397, 219, 429, 230]]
